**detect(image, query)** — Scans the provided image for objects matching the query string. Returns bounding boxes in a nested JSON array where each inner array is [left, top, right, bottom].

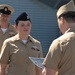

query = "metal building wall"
[[0, 0, 60, 57]]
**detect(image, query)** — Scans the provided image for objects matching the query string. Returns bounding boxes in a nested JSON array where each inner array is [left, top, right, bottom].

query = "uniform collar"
[[0, 23, 11, 32], [28, 35, 35, 43], [0, 23, 12, 30], [65, 26, 75, 33], [13, 34, 35, 43], [7, 23, 14, 30]]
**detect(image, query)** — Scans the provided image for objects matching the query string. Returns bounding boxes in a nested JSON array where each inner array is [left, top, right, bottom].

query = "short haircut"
[[58, 11, 75, 23]]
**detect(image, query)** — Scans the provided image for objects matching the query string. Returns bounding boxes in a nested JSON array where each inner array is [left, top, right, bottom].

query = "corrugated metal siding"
[[0, 0, 60, 57]]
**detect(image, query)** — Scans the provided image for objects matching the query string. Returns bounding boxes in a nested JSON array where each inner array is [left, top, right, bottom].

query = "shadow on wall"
[[35, 0, 75, 9]]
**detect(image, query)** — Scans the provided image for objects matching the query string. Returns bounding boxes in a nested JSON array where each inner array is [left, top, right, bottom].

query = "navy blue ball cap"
[[15, 12, 31, 22], [0, 4, 14, 15]]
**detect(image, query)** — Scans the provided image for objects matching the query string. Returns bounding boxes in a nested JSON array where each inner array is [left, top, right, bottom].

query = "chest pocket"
[[29, 46, 40, 57], [10, 44, 28, 62]]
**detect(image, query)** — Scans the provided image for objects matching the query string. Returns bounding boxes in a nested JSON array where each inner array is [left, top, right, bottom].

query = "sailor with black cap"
[[0, 12, 43, 75], [0, 4, 14, 15], [15, 12, 31, 25], [42, 0, 75, 75], [0, 4, 17, 53]]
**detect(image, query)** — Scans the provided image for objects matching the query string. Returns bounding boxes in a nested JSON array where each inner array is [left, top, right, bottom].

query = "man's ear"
[[60, 17, 65, 25], [13, 24, 18, 30]]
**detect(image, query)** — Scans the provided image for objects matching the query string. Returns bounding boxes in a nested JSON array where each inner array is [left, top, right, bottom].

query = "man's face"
[[57, 17, 69, 34], [16, 20, 32, 35], [0, 14, 11, 23], [57, 17, 65, 34]]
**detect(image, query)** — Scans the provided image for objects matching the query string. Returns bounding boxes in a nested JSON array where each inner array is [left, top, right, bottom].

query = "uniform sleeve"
[[38, 43, 43, 58], [42, 39, 61, 69], [36, 41, 43, 58], [0, 40, 10, 64]]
